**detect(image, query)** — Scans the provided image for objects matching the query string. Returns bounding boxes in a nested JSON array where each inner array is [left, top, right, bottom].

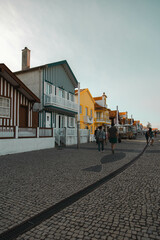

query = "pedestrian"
[[94, 127, 98, 144], [149, 127, 154, 146], [96, 126, 105, 152], [154, 131, 157, 138], [108, 122, 118, 154], [145, 130, 149, 145], [103, 129, 107, 144]]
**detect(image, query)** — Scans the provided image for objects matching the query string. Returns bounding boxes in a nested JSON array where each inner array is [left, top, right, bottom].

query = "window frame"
[[46, 83, 52, 95], [80, 105, 82, 114], [0, 96, 11, 118], [85, 107, 88, 116]]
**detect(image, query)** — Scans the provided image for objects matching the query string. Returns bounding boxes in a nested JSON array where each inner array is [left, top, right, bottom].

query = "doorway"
[[46, 112, 51, 128]]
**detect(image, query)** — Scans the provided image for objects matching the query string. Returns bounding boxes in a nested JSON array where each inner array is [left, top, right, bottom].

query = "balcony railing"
[[44, 94, 78, 113], [95, 118, 111, 124], [83, 116, 93, 124], [0, 126, 15, 138], [95, 118, 105, 123]]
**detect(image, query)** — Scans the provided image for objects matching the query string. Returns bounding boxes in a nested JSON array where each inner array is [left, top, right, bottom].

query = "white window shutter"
[[44, 81, 46, 94], [52, 85, 55, 95], [56, 87, 59, 96]]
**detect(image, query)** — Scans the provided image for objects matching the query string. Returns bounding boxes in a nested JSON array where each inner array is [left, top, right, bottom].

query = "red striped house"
[[0, 64, 40, 127]]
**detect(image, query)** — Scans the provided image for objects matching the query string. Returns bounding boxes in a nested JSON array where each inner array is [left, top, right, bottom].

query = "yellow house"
[[94, 92, 111, 130], [75, 88, 95, 138]]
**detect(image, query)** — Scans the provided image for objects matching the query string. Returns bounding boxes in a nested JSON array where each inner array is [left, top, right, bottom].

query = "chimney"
[[22, 47, 30, 70]]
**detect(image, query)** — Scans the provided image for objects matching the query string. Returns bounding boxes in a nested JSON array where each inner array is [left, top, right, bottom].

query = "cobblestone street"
[[0, 135, 160, 239]]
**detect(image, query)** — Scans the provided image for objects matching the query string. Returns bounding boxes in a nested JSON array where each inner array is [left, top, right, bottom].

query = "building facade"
[[0, 64, 40, 128], [75, 88, 94, 136], [15, 48, 78, 129], [94, 92, 111, 130]]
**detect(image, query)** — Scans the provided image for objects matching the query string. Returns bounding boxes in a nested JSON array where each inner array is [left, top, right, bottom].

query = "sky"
[[0, 0, 160, 129]]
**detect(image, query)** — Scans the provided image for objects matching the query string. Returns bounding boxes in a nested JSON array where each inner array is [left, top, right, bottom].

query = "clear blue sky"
[[1, 0, 160, 129]]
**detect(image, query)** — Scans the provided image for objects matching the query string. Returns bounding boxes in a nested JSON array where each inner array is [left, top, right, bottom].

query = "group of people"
[[95, 125, 155, 153], [145, 127, 154, 145], [95, 122, 118, 154]]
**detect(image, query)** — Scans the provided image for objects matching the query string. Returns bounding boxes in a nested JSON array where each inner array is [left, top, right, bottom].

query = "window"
[[80, 105, 82, 114], [97, 112, 100, 119], [69, 93, 74, 102], [70, 118, 74, 127], [0, 97, 10, 118], [58, 88, 64, 98], [68, 117, 74, 127], [90, 109, 93, 117], [46, 83, 52, 95], [85, 107, 88, 116], [91, 126, 93, 133]]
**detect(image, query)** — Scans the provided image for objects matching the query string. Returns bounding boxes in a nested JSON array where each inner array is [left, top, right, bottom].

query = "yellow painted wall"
[[79, 89, 95, 134]]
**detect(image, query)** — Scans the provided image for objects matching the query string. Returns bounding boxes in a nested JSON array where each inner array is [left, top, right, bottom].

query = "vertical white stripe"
[[14, 90, 16, 126], [28, 102, 30, 126], [4, 80, 7, 96], [8, 83, 10, 97], [30, 107, 32, 127], [1, 78, 3, 95], [23, 96, 25, 105], [7, 119, 9, 126], [0, 119, 2, 125], [17, 92, 19, 126], [11, 86, 13, 125], [4, 119, 6, 126]]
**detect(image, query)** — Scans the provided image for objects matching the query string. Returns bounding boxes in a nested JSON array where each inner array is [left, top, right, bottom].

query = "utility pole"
[[116, 106, 119, 126], [116, 106, 119, 142], [77, 82, 80, 149], [131, 114, 133, 125]]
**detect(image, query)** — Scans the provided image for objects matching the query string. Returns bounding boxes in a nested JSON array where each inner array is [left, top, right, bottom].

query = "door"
[[59, 115, 64, 128], [32, 111, 39, 127], [19, 105, 28, 127], [46, 112, 51, 128]]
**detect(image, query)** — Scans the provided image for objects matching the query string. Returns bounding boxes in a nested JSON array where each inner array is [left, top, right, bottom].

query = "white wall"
[[0, 137, 55, 156]]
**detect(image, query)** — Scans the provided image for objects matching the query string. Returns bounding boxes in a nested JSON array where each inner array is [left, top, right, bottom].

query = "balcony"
[[95, 118, 105, 123], [44, 94, 78, 113], [95, 118, 111, 124], [83, 116, 93, 124]]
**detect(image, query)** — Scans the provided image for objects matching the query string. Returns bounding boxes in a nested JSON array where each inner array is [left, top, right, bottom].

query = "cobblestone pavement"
[[0, 135, 146, 235], [16, 135, 160, 240]]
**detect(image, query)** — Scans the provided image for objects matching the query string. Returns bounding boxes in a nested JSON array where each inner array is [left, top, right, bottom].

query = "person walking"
[[149, 127, 154, 146], [108, 122, 118, 154], [94, 127, 98, 144], [96, 126, 105, 152], [103, 129, 108, 145], [145, 130, 149, 145]]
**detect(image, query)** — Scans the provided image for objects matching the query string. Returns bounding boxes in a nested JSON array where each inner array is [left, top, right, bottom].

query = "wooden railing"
[[0, 127, 53, 139]]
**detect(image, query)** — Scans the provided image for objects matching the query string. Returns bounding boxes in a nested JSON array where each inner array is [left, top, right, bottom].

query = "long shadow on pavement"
[[101, 152, 126, 164], [82, 152, 126, 173]]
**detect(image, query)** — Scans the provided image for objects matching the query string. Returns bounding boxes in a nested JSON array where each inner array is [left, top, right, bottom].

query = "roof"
[[15, 60, 78, 88], [75, 89, 86, 95], [95, 102, 107, 110], [119, 112, 127, 116], [75, 88, 95, 104], [0, 64, 40, 103], [93, 96, 103, 101]]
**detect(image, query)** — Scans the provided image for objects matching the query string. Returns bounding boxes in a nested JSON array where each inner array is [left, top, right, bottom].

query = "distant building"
[[75, 88, 94, 138], [93, 92, 111, 130]]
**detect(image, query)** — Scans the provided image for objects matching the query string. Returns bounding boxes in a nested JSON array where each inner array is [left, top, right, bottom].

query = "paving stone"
[[1, 136, 160, 239]]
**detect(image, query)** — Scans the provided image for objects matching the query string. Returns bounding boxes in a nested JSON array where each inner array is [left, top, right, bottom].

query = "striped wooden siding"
[[0, 77, 33, 127]]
